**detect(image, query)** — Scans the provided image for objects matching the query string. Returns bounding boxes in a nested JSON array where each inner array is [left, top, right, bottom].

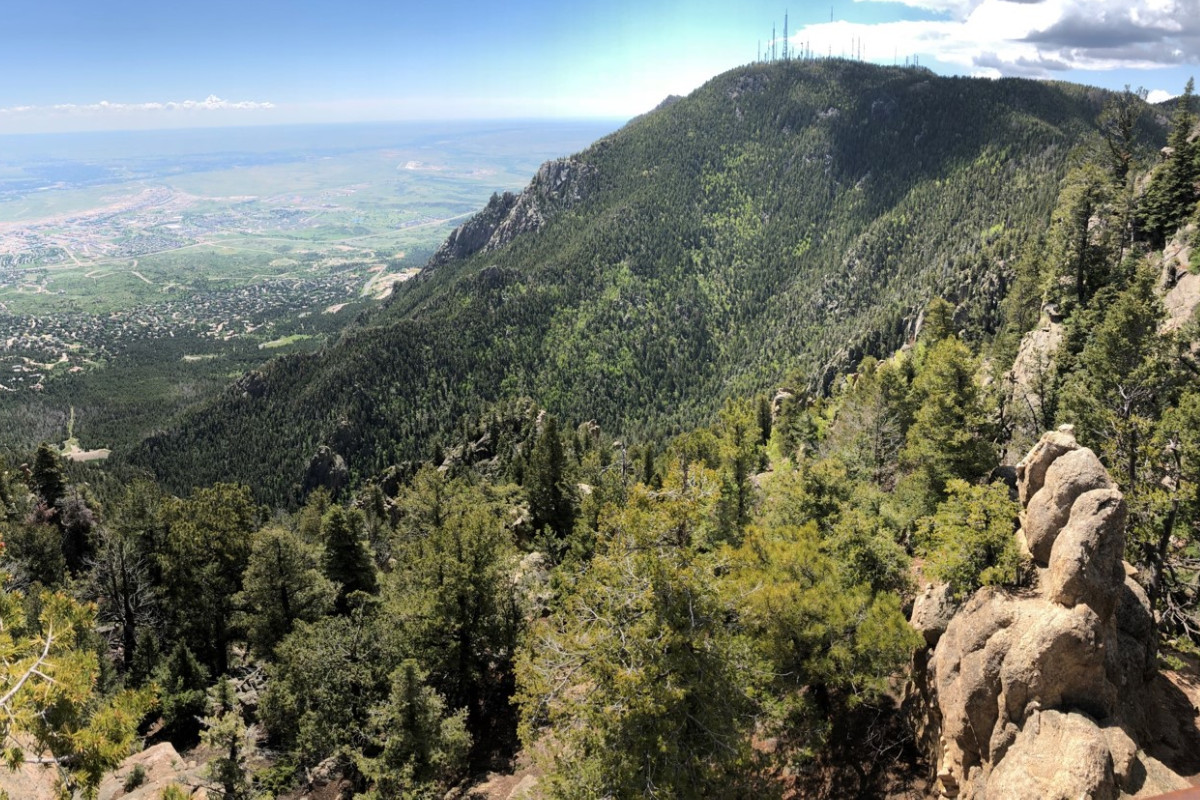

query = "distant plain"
[[0, 120, 619, 456]]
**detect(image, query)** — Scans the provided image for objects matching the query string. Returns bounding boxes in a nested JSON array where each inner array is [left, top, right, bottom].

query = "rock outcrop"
[[1004, 306, 1064, 452], [912, 427, 1193, 799], [301, 445, 349, 498], [98, 742, 209, 800], [426, 157, 597, 271], [1160, 224, 1200, 333]]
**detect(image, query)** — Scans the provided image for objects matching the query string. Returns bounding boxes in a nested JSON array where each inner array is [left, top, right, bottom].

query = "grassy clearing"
[[259, 333, 314, 349]]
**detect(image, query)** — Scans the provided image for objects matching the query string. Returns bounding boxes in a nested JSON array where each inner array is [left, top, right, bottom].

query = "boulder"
[[998, 602, 1112, 726], [98, 742, 208, 800], [302, 445, 349, 498], [0, 758, 59, 800], [931, 588, 1023, 777], [1046, 488, 1127, 617], [508, 774, 540, 799], [1024, 447, 1112, 564], [1015, 426, 1076, 506], [1109, 577, 1157, 688], [910, 582, 957, 646], [917, 430, 1195, 799], [984, 710, 1117, 800]]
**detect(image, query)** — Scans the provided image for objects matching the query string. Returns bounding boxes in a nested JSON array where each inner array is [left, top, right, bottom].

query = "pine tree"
[[356, 660, 470, 800], [899, 337, 995, 511], [0, 587, 155, 798], [526, 415, 574, 539], [30, 443, 65, 510], [1140, 78, 1198, 246], [918, 480, 1022, 599], [157, 641, 210, 742], [321, 506, 378, 613], [516, 480, 763, 798], [1047, 163, 1117, 311], [716, 401, 761, 543], [237, 526, 335, 657], [158, 483, 258, 675], [201, 678, 253, 800]]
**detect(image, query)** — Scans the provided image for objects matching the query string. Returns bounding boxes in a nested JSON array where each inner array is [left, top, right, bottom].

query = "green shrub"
[[918, 479, 1023, 600], [123, 764, 147, 792]]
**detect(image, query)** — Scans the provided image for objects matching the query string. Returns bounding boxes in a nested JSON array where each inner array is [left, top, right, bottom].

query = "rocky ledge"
[[910, 427, 1198, 799]]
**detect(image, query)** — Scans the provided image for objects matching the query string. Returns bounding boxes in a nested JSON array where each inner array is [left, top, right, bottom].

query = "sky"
[[1, 0, 1198, 134]]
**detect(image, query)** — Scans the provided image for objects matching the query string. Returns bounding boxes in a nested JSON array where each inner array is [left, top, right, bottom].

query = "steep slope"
[[132, 60, 1123, 503]]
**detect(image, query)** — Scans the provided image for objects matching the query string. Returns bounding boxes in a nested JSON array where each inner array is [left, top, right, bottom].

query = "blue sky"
[[2, 0, 1198, 133]]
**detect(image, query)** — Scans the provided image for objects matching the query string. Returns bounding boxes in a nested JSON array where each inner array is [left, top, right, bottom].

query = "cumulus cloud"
[[800, 0, 1200, 78], [855, 0, 1043, 19], [0, 94, 275, 115]]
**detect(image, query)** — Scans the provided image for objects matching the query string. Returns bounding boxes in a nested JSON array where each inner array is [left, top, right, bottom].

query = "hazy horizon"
[[3, 0, 1197, 136]]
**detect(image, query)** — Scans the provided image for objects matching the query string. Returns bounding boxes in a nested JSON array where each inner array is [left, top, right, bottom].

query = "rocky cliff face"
[[426, 157, 597, 271], [1160, 223, 1200, 333], [911, 427, 1195, 799]]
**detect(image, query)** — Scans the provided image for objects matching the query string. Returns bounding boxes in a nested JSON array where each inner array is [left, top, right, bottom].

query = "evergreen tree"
[[58, 489, 97, 575], [1047, 163, 1117, 311], [920, 297, 956, 342], [918, 479, 1022, 600], [1060, 267, 1174, 496], [716, 401, 761, 543], [157, 641, 210, 743], [261, 604, 398, 769], [158, 483, 258, 675], [1099, 85, 1147, 186], [516, 479, 764, 798], [201, 678, 253, 800], [387, 478, 519, 735], [357, 660, 471, 800], [1140, 78, 1198, 246], [1060, 267, 1181, 607], [237, 526, 335, 657], [0, 586, 155, 798], [1099, 85, 1148, 250], [88, 526, 158, 673], [899, 337, 996, 513], [30, 443, 65, 510], [526, 414, 574, 539], [321, 506, 378, 613]]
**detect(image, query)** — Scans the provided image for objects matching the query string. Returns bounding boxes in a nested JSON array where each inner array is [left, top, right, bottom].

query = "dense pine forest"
[[2, 61, 1200, 799]]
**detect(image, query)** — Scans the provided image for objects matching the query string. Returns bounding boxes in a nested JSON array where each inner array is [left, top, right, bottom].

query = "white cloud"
[[0, 95, 275, 115], [799, 0, 1200, 78], [853, 0, 987, 19], [1146, 88, 1176, 102]]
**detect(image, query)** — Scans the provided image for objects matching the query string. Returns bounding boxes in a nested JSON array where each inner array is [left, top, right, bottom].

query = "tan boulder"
[[998, 602, 1113, 726], [917, 430, 1196, 799], [931, 589, 1024, 778], [1109, 576, 1157, 689], [1046, 488, 1127, 618], [0, 760, 59, 800], [911, 582, 957, 646], [1015, 426, 1077, 506], [1024, 447, 1112, 564], [508, 774, 540, 799], [984, 709, 1117, 800]]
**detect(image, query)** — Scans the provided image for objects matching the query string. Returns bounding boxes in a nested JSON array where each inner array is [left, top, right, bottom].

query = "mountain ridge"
[[130, 59, 1163, 503]]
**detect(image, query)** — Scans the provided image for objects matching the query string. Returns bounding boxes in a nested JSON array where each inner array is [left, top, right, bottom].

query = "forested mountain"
[[4, 60, 1200, 800], [130, 60, 1147, 504]]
